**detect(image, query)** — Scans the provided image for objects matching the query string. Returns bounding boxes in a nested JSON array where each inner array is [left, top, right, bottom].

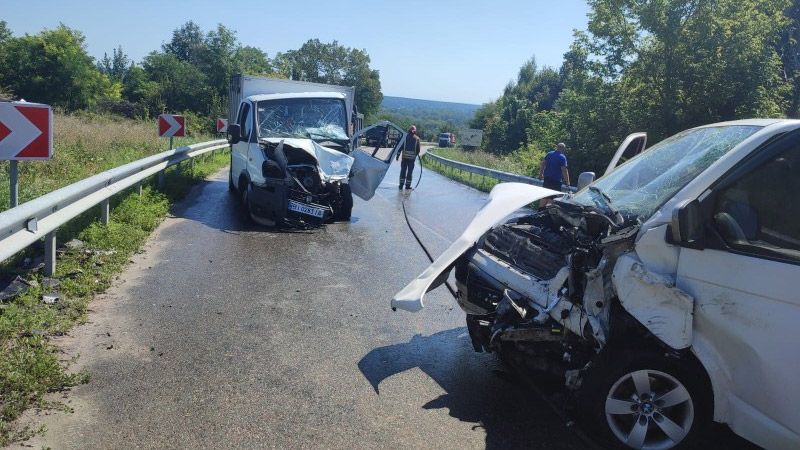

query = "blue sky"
[[2, 0, 590, 104]]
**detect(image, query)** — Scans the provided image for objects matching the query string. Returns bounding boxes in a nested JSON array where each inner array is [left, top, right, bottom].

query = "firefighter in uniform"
[[397, 125, 421, 189]]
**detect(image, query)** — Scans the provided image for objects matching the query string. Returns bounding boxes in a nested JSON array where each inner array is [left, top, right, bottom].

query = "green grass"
[[0, 113, 228, 445], [422, 146, 536, 192], [0, 113, 205, 211]]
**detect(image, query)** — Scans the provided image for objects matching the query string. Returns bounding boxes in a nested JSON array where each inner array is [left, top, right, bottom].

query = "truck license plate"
[[288, 200, 325, 218]]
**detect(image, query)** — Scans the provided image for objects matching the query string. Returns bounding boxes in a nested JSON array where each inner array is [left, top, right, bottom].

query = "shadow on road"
[[358, 328, 587, 450]]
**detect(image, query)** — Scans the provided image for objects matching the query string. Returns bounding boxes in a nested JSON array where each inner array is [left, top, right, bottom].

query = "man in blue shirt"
[[538, 143, 570, 206]]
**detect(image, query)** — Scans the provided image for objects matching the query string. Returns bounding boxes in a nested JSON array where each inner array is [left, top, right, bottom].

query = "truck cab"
[[227, 75, 405, 227]]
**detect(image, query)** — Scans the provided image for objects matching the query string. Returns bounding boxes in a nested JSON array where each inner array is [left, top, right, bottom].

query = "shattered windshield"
[[256, 98, 348, 141], [573, 125, 761, 219]]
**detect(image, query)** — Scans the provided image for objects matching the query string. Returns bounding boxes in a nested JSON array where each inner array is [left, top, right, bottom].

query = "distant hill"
[[381, 96, 480, 115], [375, 96, 481, 140]]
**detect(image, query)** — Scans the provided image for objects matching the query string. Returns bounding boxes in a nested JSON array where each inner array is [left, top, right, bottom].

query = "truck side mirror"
[[227, 124, 241, 144], [577, 172, 595, 191], [670, 199, 704, 248]]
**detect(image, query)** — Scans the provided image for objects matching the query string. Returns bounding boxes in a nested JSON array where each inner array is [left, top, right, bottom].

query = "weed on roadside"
[[0, 149, 229, 445]]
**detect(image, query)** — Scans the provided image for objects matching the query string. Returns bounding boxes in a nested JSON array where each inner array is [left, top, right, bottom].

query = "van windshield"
[[256, 98, 348, 141], [572, 125, 761, 219]]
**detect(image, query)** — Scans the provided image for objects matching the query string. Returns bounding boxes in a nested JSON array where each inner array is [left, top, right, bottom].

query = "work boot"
[[405, 185, 412, 190], [399, 184, 404, 190]]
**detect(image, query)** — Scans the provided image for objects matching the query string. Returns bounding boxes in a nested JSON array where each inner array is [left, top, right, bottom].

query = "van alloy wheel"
[[605, 369, 694, 450]]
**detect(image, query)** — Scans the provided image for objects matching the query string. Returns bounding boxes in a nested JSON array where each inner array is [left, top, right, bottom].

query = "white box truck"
[[227, 74, 405, 227]]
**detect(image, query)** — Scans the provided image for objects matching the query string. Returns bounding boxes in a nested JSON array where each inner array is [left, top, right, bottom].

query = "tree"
[[0, 24, 119, 110], [235, 46, 272, 75], [780, 2, 800, 117], [142, 52, 208, 113], [0, 21, 11, 43], [280, 39, 383, 117], [162, 21, 206, 66], [98, 46, 131, 83], [586, 0, 791, 137], [122, 65, 161, 116]]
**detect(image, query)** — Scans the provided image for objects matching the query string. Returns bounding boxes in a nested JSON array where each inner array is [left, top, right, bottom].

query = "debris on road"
[[0, 276, 33, 301], [42, 293, 60, 304], [41, 277, 61, 289], [64, 239, 85, 249]]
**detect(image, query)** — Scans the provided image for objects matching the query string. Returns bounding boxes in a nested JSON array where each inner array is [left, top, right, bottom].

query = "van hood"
[[261, 137, 353, 182], [391, 183, 562, 312]]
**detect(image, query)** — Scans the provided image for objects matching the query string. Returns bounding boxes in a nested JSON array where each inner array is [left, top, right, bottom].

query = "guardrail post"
[[137, 182, 143, 197], [158, 170, 165, 189], [9, 160, 19, 208], [44, 231, 56, 277], [100, 199, 110, 225]]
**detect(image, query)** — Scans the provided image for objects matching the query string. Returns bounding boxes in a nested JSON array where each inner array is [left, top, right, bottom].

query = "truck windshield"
[[572, 125, 761, 219], [256, 98, 348, 141]]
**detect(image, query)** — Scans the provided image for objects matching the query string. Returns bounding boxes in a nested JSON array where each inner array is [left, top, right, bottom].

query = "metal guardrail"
[[0, 139, 229, 275], [423, 151, 576, 193]]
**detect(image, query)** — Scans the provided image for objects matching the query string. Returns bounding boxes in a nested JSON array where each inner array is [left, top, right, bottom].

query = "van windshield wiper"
[[588, 186, 620, 219]]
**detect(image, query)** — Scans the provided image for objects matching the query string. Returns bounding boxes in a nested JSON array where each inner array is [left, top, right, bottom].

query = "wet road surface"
[[24, 160, 592, 449], [23, 158, 754, 449]]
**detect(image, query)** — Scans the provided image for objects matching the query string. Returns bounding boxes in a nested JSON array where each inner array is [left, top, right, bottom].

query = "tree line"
[[0, 21, 383, 132], [471, 0, 800, 178]]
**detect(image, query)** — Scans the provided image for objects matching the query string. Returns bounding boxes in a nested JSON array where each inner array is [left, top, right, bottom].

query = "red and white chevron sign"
[[216, 118, 228, 133], [0, 102, 53, 160], [158, 114, 185, 138]]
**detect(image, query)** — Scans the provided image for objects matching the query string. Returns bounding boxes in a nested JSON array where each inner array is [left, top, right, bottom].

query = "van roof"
[[693, 118, 799, 128], [246, 92, 346, 102]]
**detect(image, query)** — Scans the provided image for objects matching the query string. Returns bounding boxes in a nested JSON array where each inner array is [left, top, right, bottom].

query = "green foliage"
[[97, 46, 131, 83], [236, 45, 272, 75], [277, 39, 383, 117], [471, 0, 799, 179], [476, 57, 565, 155], [142, 52, 209, 114], [779, 3, 800, 117], [0, 21, 384, 125], [0, 25, 119, 110]]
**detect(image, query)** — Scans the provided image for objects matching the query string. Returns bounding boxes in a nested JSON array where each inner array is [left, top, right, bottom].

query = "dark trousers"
[[400, 158, 416, 187], [542, 178, 562, 191]]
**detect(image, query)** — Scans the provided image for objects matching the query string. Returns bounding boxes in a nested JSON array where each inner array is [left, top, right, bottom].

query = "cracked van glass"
[[572, 125, 761, 219], [257, 98, 349, 141]]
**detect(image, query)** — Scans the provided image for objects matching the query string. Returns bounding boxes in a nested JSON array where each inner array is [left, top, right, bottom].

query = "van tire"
[[240, 180, 253, 223], [576, 350, 712, 449]]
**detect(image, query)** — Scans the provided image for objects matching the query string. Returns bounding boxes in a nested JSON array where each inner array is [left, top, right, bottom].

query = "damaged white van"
[[393, 119, 800, 449], [227, 75, 406, 226]]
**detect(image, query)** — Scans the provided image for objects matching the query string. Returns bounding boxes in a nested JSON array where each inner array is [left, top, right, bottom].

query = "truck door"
[[605, 132, 647, 175], [675, 130, 800, 448], [348, 121, 406, 200], [231, 102, 252, 189]]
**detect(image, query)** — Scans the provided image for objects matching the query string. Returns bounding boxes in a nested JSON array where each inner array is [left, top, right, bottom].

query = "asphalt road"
[[22, 155, 753, 449]]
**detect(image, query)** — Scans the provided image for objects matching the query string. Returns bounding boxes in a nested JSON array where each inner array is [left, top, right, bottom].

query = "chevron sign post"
[[0, 101, 53, 160], [157, 114, 185, 187], [0, 101, 53, 207], [216, 118, 228, 133], [158, 114, 185, 138]]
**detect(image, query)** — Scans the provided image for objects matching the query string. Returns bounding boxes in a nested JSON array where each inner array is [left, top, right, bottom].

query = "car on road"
[[227, 75, 406, 227], [438, 132, 453, 147], [393, 119, 800, 449]]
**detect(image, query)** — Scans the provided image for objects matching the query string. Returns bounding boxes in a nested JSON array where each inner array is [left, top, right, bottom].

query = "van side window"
[[712, 143, 800, 262], [238, 103, 251, 141]]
